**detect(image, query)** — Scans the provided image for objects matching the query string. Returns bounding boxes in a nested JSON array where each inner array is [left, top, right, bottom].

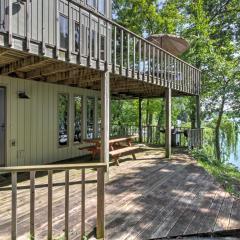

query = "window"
[[60, 15, 69, 49], [75, 22, 80, 52], [58, 94, 69, 146], [87, 97, 95, 139], [74, 96, 82, 143], [87, 0, 97, 8], [98, 0, 105, 14]]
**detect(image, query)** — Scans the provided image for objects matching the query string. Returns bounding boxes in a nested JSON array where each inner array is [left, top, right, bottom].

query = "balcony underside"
[[0, 46, 195, 99]]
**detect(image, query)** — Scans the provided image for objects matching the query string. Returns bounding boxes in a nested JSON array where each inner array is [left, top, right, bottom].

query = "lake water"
[[229, 138, 240, 169]]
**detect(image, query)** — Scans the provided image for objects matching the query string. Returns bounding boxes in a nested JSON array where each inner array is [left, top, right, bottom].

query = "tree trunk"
[[215, 96, 225, 161], [148, 113, 153, 143]]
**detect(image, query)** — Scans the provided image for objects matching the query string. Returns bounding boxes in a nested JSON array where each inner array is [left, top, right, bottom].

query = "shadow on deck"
[[0, 147, 239, 240]]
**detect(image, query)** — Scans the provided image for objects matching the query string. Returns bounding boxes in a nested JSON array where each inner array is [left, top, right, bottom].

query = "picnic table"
[[79, 135, 139, 165]]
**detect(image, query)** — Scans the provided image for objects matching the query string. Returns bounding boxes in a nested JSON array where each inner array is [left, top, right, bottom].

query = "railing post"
[[65, 170, 69, 240], [81, 169, 86, 239], [30, 171, 35, 240], [165, 88, 171, 158], [138, 98, 143, 143], [101, 71, 110, 175], [97, 168, 105, 239], [48, 170, 53, 240], [11, 172, 17, 240], [8, 0, 12, 47]]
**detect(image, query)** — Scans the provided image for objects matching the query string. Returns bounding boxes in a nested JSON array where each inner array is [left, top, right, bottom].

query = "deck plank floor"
[[0, 148, 239, 240]]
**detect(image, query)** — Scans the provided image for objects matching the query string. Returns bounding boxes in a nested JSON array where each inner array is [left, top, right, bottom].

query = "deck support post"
[[82, 96, 87, 140], [165, 88, 171, 158], [101, 71, 110, 175], [138, 98, 143, 143], [196, 95, 201, 129]]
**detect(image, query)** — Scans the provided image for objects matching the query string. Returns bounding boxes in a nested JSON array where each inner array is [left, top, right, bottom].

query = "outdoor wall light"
[[18, 91, 30, 99]]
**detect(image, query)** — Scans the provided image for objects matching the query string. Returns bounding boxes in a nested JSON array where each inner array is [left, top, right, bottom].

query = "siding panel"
[[0, 76, 100, 166]]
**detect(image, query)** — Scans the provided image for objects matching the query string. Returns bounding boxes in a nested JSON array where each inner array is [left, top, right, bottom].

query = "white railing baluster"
[[127, 33, 130, 75], [42, 0, 46, 55], [55, 0, 59, 59], [143, 42, 146, 80], [8, 0, 12, 46], [157, 49, 159, 85], [88, 13, 92, 67], [164, 53, 167, 87], [78, 7, 82, 64], [26, 0, 31, 51], [105, 22, 109, 70], [152, 47, 155, 83], [120, 29, 124, 73], [138, 39, 141, 79], [133, 36, 136, 78], [97, 17, 101, 69], [113, 26, 117, 73], [148, 44, 150, 82]]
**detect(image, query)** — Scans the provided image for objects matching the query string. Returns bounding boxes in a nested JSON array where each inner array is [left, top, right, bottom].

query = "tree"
[[112, 0, 240, 162]]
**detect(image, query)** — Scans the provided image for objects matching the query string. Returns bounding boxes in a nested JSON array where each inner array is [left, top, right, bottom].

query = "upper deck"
[[0, 0, 200, 98]]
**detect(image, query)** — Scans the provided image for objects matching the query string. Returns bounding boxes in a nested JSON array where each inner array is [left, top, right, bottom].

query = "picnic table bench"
[[79, 135, 140, 165]]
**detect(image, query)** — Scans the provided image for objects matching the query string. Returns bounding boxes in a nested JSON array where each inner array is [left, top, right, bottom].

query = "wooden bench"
[[80, 135, 139, 163], [109, 146, 139, 166], [79, 145, 99, 160]]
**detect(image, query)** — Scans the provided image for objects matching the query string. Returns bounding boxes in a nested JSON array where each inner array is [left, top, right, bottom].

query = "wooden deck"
[[0, 148, 240, 240]]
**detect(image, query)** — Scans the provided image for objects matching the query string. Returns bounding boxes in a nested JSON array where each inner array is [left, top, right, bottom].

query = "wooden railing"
[[0, 163, 106, 240], [0, 0, 201, 95], [187, 128, 204, 148], [110, 124, 203, 148]]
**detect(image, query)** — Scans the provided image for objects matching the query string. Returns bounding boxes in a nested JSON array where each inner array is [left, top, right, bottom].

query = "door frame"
[[0, 86, 6, 167]]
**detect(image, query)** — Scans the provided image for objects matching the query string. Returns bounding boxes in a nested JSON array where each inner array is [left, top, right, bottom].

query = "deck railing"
[[110, 124, 203, 148], [0, 163, 106, 240], [0, 0, 200, 95]]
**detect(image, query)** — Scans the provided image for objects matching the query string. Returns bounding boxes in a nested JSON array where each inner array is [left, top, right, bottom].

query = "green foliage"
[[192, 148, 240, 197], [112, 0, 240, 164]]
